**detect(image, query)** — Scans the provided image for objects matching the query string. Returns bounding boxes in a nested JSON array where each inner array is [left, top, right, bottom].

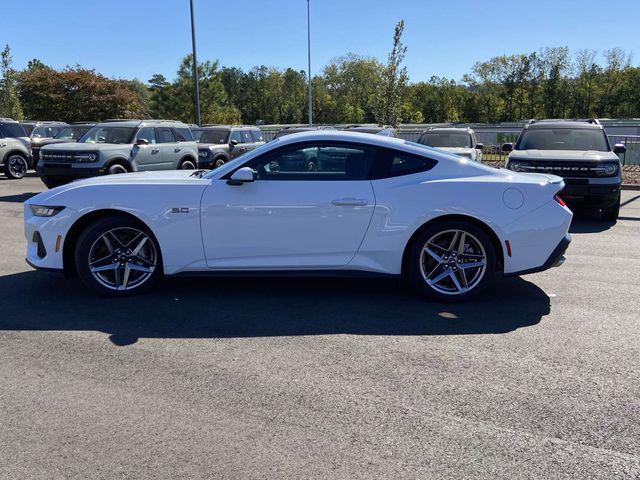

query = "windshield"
[[418, 132, 471, 148], [193, 129, 229, 144], [1, 123, 27, 138], [79, 126, 136, 144], [21, 124, 35, 135], [517, 128, 609, 151], [55, 126, 92, 140]]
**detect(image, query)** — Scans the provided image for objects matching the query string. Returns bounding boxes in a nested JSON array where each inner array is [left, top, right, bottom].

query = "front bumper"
[[37, 164, 104, 183], [505, 234, 571, 277], [561, 180, 620, 208]]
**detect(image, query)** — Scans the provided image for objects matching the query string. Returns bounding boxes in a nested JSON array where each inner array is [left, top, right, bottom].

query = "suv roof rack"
[[528, 118, 602, 127], [20, 120, 67, 124], [0, 118, 17, 122]]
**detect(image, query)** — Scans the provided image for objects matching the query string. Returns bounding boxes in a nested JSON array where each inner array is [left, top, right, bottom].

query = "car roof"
[[96, 119, 190, 128], [421, 127, 473, 134], [526, 120, 603, 130], [20, 120, 68, 125], [197, 125, 259, 130]]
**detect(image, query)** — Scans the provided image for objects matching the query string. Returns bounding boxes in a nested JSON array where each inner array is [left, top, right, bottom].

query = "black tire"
[[3, 153, 28, 179], [179, 158, 196, 170], [602, 194, 620, 222], [41, 176, 67, 189], [404, 220, 498, 302], [214, 157, 226, 168], [75, 216, 162, 297], [107, 162, 129, 175]]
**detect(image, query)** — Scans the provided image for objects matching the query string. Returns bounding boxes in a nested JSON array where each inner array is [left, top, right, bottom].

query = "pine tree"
[[375, 21, 408, 127]]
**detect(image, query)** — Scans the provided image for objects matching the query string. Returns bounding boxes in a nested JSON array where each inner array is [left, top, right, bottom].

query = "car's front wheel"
[[3, 154, 29, 179], [405, 220, 497, 302], [75, 216, 161, 296]]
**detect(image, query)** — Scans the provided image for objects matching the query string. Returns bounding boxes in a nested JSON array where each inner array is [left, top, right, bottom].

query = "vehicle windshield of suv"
[[1, 123, 28, 138], [79, 126, 136, 144], [518, 128, 609, 151], [419, 132, 471, 148], [193, 129, 229, 144], [55, 126, 92, 140], [21, 125, 35, 135]]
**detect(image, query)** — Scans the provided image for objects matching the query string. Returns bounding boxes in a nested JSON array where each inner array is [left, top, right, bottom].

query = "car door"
[[131, 127, 160, 170], [155, 127, 179, 169], [200, 141, 377, 269], [228, 130, 244, 159]]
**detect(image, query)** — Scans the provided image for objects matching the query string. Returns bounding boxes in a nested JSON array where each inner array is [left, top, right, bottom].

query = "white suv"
[[417, 127, 484, 162]]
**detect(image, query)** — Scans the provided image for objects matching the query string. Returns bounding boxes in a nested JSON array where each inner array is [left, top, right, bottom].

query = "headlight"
[[73, 152, 97, 162], [596, 162, 619, 177], [199, 150, 209, 158], [507, 161, 530, 172], [30, 205, 65, 217]]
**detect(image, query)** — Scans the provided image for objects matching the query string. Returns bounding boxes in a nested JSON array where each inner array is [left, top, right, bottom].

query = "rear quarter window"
[[174, 127, 194, 142], [370, 148, 438, 179]]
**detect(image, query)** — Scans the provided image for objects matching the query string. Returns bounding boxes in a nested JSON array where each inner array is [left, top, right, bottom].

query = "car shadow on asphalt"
[[0, 271, 550, 346]]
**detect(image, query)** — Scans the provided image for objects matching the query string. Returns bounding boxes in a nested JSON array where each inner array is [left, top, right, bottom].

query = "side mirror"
[[501, 143, 513, 153], [136, 138, 149, 146], [475, 143, 484, 151], [230, 139, 238, 146], [227, 166, 255, 185], [613, 143, 626, 154]]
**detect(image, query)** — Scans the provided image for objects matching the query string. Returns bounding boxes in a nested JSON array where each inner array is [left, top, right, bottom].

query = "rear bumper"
[[561, 181, 620, 208], [505, 234, 571, 277]]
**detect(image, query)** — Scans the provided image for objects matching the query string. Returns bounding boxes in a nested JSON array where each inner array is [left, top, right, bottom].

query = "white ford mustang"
[[24, 131, 572, 301]]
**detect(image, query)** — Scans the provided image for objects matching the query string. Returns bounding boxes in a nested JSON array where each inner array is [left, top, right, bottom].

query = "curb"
[[622, 184, 640, 191]]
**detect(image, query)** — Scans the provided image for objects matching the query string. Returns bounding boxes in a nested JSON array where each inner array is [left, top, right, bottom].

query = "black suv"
[[31, 123, 95, 165], [504, 119, 625, 220], [193, 125, 265, 169]]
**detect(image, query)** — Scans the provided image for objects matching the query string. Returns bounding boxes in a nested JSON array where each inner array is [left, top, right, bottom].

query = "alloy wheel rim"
[[419, 229, 487, 295], [88, 227, 157, 291], [8, 156, 27, 177], [181, 161, 195, 170]]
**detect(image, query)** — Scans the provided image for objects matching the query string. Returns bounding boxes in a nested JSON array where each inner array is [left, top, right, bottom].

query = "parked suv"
[[504, 119, 624, 220], [20, 121, 67, 141], [38, 119, 197, 188], [193, 125, 265, 169], [343, 125, 397, 137], [31, 122, 95, 165], [0, 118, 31, 179], [417, 127, 484, 162]]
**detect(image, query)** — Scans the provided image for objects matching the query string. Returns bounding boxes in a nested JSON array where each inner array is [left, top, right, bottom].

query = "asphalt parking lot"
[[1, 173, 639, 479]]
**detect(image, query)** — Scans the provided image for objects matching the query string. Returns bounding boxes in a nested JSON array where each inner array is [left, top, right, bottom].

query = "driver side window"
[[244, 143, 375, 181], [230, 131, 242, 143], [136, 127, 156, 144]]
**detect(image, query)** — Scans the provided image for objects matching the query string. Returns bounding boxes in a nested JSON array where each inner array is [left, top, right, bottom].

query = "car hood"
[[435, 147, 474, 155], [41, 142, 129, 152], [27, 170, 207, 205], [198, 143, 228, 150], [509, 149, 619, 162], [32, 138, 78, 147]]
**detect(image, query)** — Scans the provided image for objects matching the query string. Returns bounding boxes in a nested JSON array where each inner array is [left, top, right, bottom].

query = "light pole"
[[189, 0, 201, 126], [307, 0, 312, 126]]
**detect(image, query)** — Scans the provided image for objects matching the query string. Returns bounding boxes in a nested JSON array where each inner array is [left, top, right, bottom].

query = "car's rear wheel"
[[602, 193, 620, 222], [214, 158, 226, 168], [75, 216, 161, 296], [4, 154, 28, 179], [405, 220, 497, 302]]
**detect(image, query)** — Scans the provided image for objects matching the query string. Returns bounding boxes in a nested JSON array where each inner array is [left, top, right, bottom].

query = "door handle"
[[151, 148, 160, 154], [239, 147, 246, 152], [0, 143, 6, 147], [331, 198, 368, 206], [174, 147, 181, 152]]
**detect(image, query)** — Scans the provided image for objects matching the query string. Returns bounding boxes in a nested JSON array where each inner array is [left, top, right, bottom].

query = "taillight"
[[554, 194, 566, 207]]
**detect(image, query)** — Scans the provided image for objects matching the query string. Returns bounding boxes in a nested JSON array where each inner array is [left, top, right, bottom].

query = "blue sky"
[[2, 0, 639, 83]]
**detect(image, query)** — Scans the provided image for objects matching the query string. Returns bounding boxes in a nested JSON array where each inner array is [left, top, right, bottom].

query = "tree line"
[[1, 33, 639, 127]]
